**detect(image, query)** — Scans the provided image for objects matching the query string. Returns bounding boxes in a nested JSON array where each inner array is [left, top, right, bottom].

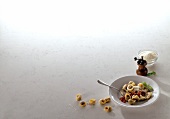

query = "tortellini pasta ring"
[[125, 93, 131, 101], [138, 83, 144, 89], [128, 99, 136, 105], [104, 106, 112, 112], [122, 84, 128, 91], [89, 98, 96, 105], [127, 84, 134, 92], [139, 95, 146, 101], [132, 95, 140, 101], [99, 99, 106, 105], [128, 81, 136, 86], [146, 92, 152, 99], [76, 94, 82, 101], [79, 101, 86, 107], [105, 97, 111, 103]]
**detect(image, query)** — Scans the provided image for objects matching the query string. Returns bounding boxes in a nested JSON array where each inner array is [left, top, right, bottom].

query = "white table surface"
[[0, 0, 170, 119]]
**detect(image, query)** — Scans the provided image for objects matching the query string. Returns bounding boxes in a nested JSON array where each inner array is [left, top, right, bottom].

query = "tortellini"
[[138, 83, 144, 89], [76, 94, 82, 101], [132, 95, 140, 101], [105, 97, 111, 103], [99, 99, 106, 105], [104, 106, 112, 112], [75, 94, 113, 112], [89, 99, 96, 105], [139, 95, 146, 101], [128, 81, 136, 86], [146, 92, 152, 99], [122, 84, 128, 91], [125, 93, 131, 101], [119, 81, 153, 105], [127, 84, 134, 92], [128, 99, 136, 105], [79, 101, 86, 107]]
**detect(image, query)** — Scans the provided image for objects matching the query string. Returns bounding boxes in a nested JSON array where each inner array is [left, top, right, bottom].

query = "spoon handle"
[[97, 80, 120, 91]]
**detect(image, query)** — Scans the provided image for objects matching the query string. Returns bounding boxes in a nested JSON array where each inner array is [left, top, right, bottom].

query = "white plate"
[[109, 75, 160, 108]]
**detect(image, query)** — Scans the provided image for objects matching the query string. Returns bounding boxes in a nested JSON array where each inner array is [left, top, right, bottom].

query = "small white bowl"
[[109, 75, 160, 108], [138, 50, 158, 66]]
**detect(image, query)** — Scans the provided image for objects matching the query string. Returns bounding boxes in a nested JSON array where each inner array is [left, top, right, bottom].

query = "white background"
[[0, 0, 170, 119]]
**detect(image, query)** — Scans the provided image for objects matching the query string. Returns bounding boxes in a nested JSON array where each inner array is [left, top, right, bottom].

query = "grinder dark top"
[[134, 56, 148, 76]]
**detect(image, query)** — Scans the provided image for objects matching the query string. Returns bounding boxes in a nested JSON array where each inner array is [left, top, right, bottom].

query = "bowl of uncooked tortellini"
[[109, 75, 160, 108]]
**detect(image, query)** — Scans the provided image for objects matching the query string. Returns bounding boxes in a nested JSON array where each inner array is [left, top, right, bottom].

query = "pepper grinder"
[[134, 56, 148, 76]]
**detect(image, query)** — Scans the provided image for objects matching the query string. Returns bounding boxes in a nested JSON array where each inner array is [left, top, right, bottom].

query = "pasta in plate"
[[119, 81, 153, 105]]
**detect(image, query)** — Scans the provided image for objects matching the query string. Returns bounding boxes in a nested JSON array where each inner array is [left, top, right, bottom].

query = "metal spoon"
[[97, 79, 125, 96]]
